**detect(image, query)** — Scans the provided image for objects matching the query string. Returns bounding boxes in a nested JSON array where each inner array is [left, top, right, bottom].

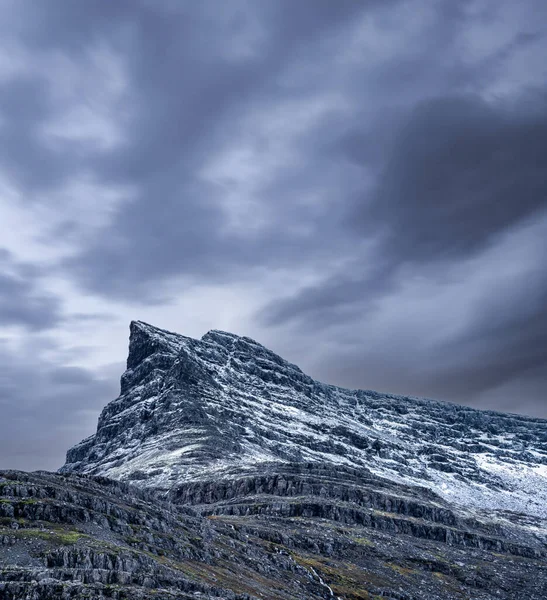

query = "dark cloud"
[[428, 261, 547, 400], [367, 92, 547, 261], [0, 338, 121, 471], [264, 90, 547, 326], [0, 0, 380, 300], [296, 242, 547, 419], [0, 251, 62, 330], [0, 77, 69, 193]]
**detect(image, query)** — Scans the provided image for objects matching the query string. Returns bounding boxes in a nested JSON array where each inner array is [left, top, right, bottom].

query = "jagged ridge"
[[61, 321, 547, 519]]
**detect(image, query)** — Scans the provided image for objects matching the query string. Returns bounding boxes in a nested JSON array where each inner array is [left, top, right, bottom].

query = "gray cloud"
[[0, 250, 62, 330], [12, 0, 375, 300], [367, 92, 547, 261], [428, 258, 547, 400], [0, 337, 120, 471], [264, 89, 547, 325]]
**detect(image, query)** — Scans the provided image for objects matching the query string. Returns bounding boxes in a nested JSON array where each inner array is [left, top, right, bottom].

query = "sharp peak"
[[130, 320, 180, 336], [129, 321, 287, 364], [129, 321, 254, 346]]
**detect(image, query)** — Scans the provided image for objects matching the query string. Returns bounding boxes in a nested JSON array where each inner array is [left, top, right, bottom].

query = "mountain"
[[62, 321, 547, 519], [2, 321, 546, 599]]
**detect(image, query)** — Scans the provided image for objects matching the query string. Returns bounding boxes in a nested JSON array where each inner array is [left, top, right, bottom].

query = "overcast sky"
[[1, 0, 546, 471]]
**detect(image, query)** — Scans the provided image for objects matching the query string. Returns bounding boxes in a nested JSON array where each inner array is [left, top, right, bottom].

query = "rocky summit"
[[2, 321, 547, 599], [63, 321, 547, 519]]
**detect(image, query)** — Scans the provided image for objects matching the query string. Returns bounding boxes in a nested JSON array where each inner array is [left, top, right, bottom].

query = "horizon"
[[1, 0, 546, 472]]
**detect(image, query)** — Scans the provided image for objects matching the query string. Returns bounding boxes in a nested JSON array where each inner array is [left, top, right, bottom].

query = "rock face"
[[62, 321, 547, 519], [3, 320, 546, 599]]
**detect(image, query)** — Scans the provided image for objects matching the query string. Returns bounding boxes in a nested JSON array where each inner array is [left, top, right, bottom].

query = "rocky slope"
[[2, 466, 546, 599]]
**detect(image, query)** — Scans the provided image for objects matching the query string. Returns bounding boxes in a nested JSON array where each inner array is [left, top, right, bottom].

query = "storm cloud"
[[0, 0, 546, 470], [0, 250, 62, 330]]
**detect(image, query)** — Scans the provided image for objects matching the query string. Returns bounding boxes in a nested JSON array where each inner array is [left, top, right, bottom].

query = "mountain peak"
[[129, 319, 182, 342], [127, 320, 187, 370], [62, 321, 547, 520]]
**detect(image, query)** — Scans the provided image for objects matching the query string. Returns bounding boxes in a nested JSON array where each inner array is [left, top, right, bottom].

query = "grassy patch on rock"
[[0, 525, 86, 545]]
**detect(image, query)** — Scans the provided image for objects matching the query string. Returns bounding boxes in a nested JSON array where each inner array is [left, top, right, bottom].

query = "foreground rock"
[[2, 467, 546, 599]]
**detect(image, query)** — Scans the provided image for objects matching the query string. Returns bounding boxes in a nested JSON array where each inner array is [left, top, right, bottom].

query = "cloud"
[[46, 1, 375, 301], [263, 89, 547, 326], [0, 250, 62, 330], [366, 91, 547, 261], [426, 217, 547, 400], [0, 335, 120, 471]]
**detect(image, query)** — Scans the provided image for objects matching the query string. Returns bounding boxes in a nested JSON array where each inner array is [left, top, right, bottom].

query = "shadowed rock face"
[[3, 321, 547, 599], [62, 321, 547, 518]]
